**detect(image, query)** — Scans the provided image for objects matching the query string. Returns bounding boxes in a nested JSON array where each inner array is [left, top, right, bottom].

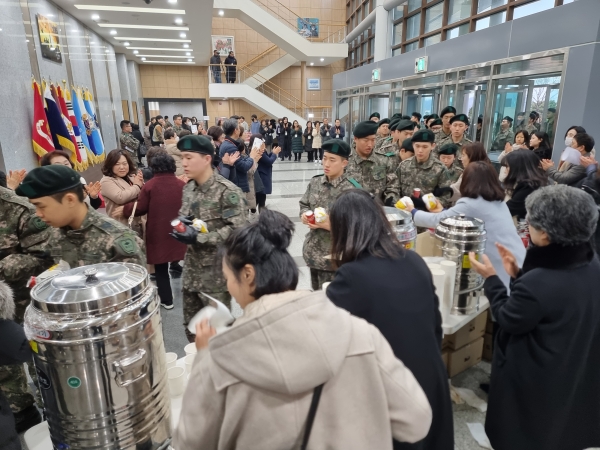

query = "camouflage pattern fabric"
[[48, 208, 146, 268], [397, 154, 453, 207], [445, 161, 464, 184], [182, 290, 231, 342], [178, 170, 247, 335], [434, 128, 451, 145], [374, 135, 391, 152], [377, 139, 401, 172], [0, 363, 36, 413], [299, 174, 358, 272], [310, 268, 335, 291], [345, 150, 399, 205], [172, 125, 183, 136], [120, 131, 140, 153], [491, 128, 515, 151], [435, 134, 473, 161]]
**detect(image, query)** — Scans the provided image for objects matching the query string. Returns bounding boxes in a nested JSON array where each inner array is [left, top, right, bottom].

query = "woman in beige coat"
[[164, 129, 184, 176], [100, 149, 144, 229], [312, 120, 322, 163], [174, 210, 432, 450]]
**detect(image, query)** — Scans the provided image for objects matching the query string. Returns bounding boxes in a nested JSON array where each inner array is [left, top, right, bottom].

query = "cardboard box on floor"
[[416, 230, 442, 257], [444, 311, 488, 350], [483, 332, 493, 362], [447, 336, 484, 378]]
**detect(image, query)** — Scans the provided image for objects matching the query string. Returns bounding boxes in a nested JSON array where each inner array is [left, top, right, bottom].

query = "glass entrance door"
[[403, 88, 441, 117], [366, 94, 390, 121], [347, 96, 361, 143], [457, 82, 487, 141]]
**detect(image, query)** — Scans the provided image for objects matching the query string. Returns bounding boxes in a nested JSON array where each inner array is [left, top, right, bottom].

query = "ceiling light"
[[310, 62, 314, 66], [50, 47, 56, 51], [168, 0, 177, 3], [320, 58, 324, 62], [92, 14, 100, 20], [142, 60, 195, 64], [105, 49, 109, 53], [115, 37, 191, 42], [123, 41, 130, 46], [175, 18, 182, 24], [137, 54, 194, 58], [218, 10, 224, 16], [187, 58, 193, 61], [183, 44, 189, 48], [179, 32, 186, 38], [110, 30, 117, 35], [141, 57, 146, 60], [133, 50, 138, 54], [185, 52, 190, 56], [98, 24, 188, 30], [76, 5, 185, 14], [127, 46, 193, 51]]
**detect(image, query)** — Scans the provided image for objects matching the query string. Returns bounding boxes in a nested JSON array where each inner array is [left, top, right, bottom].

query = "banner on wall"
[[31, 81, 55, 158], [83, 90, 105, 162]]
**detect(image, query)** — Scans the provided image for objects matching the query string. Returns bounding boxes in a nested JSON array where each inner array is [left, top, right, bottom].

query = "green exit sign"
[[372, 68, 381, 82], [415, 56, 428, 73]]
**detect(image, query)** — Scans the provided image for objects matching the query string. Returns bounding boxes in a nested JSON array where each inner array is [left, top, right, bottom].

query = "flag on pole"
[[31, 81, 55, 158], [43, 82, 76, 154], [58, 84, 86, 170], [73, 87, 97, 164], [53, 84, 81, 169], [83, 89, 105, 161]]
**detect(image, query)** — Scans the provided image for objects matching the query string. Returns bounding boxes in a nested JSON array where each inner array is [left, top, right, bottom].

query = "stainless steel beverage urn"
[[384, 206, 417, 251], [434, 214, 487, 315], [24, 263, 172, 450]]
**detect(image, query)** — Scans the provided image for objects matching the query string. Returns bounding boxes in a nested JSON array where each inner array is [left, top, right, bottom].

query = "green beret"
[[503, 116, 513, 123], [389, 119, 400, 131], [16, 165, 82, 199], [449, 114, 470, 126], [353, 121, 379, 138], [390, 113, 403, 121], [411, 129, 436, 143], [322, 140, 351, 158], [430, 118, 443, 127], [400, 138, 414, 153], [440, 106, 457, 117], [394, 120, 415, 132], [428, 114, 440, 120], [378, 118, 390, 127], [369, 112, 380, 119], [438, 143, 459, 155], [177, 135, 214, 156]]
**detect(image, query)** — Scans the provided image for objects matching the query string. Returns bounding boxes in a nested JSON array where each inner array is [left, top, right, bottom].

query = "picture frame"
[[297, 18, 319, 38], [36, 14, 62, 63], [211, 36, 235, 57], [307, 78, 321, 91]]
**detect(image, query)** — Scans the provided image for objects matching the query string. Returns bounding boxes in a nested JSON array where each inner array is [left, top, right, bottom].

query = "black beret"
[[428, 114, 440, 120], [177, 135, 215, 156], [322, 140, 351, 158], [390, 113, 403, 121], [353, 121, 379, 138], [503, 116, 513, 123], [438, 143, 459, 155], [377, 118, 390, 127], [440, 106, 457, 117], [369, 112, 380, 119], [400, 138, 414, 153], [449, 114, 470, 126], [16, 165, 82, 199], [411, 129, 436, 143], [401, 115, 412, 121], [389, 119, 400, 131], [529, 111, 539, 120], [430, 118, 443, 127], [394, 119, 415, 132]]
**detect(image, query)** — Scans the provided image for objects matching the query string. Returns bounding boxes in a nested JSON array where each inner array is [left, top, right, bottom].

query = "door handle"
[[113, 349, 148, 387]]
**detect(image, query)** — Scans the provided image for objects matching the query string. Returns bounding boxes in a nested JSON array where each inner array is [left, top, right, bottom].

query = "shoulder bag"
[[127, 201, 143, 237], [299, 384, 324, 450]]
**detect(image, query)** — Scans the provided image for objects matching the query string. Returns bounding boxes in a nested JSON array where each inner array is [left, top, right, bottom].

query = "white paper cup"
[[167, 366, 185, 397], [184, 354, 195, 375], [184, 343, 197, 356], [165, 352, 177, 369]]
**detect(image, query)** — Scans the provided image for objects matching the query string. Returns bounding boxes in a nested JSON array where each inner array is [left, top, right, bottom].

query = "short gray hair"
[[525, 185, 598, 246], [222, 118, 239, 136]]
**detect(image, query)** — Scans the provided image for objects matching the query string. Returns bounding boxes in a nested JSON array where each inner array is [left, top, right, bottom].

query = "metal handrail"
[[238, 45, 280, 70]]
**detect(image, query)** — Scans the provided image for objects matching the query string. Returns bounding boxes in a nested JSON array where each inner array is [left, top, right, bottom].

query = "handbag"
[[127, 201, 143, 237], [300, 384, 324, 450]]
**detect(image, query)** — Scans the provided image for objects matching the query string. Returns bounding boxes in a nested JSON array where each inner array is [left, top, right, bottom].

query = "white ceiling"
[[53, 0, 214, 65]]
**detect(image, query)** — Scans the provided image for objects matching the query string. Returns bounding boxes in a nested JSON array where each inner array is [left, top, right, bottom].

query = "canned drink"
[[413, 188, 421, 198], [171, 219, 186, 233], [306, 210, 315, 224]]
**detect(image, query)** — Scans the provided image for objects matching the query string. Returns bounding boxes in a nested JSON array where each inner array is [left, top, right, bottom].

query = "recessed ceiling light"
[[141, 57, 146, 60], [115, 37, 191, 42], [0, 28, 3, 32], [183, 44, 189, 48], [168, 0, 177, 3], [26, 39, 29, 42], [110, 30, 117, 35], [320, 58, 324, 61], [76, 5, 185, 14], [98, 24, 188, 30], [175, 18, 182, 24], [143, 60, 194, 64], [137, 54, 194, 58], [187, 58, 193, 62], [133, 50, 138, 54], [310, 62, 314, 66], [92, 14, 100, 20], [179, 32, 186, 38], [185, 52, 190, 56], [218, 10, 224, 16], [123, 41, 130, 46], [47, 14, 54, 17], [50, 47, 55, 51], [127, 47, 193, 51], [105, 49, 109, 53]]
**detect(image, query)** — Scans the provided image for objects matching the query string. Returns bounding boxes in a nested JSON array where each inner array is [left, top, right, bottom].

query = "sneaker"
[[161, 303, 174, 310], [14, 405, 42, 434]]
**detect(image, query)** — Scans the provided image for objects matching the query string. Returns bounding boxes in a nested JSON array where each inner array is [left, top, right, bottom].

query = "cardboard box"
[[486, 314, 494, 334], [441, 335, 450, 350], [441, 349, 449, 370], [416, 231, 442, 257], [447, 336, 484, 378], [483, 332, 494, 362], [445, 311, 488, 350]]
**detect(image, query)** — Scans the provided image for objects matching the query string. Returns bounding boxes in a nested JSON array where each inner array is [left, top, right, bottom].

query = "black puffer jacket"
[[578, 171, 600, 254]]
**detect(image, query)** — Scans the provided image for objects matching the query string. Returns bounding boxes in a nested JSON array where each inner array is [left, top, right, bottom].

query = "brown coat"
[[173, 290, 432, 450], [165, 141, 184, 176], [99, 175, 142, 226]]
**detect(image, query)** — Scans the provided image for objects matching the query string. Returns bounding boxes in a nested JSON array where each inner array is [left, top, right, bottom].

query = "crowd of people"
[[0, 103, 599, 450]]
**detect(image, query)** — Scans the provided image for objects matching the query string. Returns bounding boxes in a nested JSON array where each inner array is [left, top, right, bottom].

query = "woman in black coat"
[[224, 51, 237, 83], [326, 190, 453, 450], [303, 121, 314, 162], [502, 149, 548, 219], [259, 119, 273, 151], [277, 117, 292, 161], [469, 184, 600, 450]]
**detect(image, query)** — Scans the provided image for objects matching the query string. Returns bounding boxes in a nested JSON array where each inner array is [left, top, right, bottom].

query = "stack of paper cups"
[[431, 269, 446, 319], [440, 260, 457, 315], [426, 263, 441, 272]]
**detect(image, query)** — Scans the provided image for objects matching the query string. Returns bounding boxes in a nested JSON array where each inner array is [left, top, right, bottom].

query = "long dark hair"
[[514, 130, 530, 146], [460, 161, 505, 201], [101, 149, 137, 177], [565, 125, 586, 138], [530, 131, 552, 151], [503, 149, 548, 196], [220, 210, 298, 298], [329, 190, 403, 267]]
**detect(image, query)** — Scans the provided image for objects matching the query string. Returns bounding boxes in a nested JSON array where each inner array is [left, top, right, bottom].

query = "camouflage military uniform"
[[397, 154, 453, 208], [345, 151, 399, 205], [48, 207, 146, 268], [434, 128, 451, 145], [120, 131, 140, 155], [178, 170, 247, 340], [374, 135, 391, 152], [491, 128, 515, 151], [164, 120, 173, 129], [445, 161, 464, 184], [377, 139, 401, 172], [173, 124, 183, 136], [436, 134, 472, 162], [0, 186, 52, 414], [299, 174, 360, 290], [524, 123, 539, 135]]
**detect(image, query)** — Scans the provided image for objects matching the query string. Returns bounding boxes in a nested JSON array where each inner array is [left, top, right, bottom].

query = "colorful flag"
[[53, 84, 80, 168], [83, 89, 105, 161], [43, 82, 75, 154], [31, 81, 55, 158], [72, 87, 97, 163], [59, 84, 87, 170]]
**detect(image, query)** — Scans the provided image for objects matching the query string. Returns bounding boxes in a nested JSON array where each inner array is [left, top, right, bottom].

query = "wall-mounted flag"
[[43, 82, 75, 154], [31, 81, 55, 158], [83, 89, 105, 162]]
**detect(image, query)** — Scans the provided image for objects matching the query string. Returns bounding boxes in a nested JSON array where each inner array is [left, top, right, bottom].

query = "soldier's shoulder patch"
[[29, 216, 48, 231], [114, 234, 138, 255], [384, 152, 396, 157], [225, 191, 240, 206]]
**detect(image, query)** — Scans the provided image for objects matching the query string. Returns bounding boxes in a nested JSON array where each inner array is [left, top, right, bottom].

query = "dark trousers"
[[318, 148, 324, 160], [280, 141, 291, 160], [294, 152, 302, 161], [310, 268, 335, 291], [154, 262, 174, 306], [256, 192, 267, 211], [306, 150, 314, 161]]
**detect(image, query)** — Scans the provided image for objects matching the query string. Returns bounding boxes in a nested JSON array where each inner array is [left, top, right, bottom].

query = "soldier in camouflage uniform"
[[373, 118, 391, 152], [491, 116, 515, 151], [16, 165, 146, 269], [119, 120, 140, 157], [369, 112, 380, 123], [299, 140, 360, 290], [436, 114, 473, 163], [397, 129, 453, 208], [172, 114, 184, 136], [0, 185, 52, 430], [345, 121, 399, 206], [381, 120, 417, 171], [437, 143, 464, 184], [435, 106, 457, 145], [170, 135, 247, 341]]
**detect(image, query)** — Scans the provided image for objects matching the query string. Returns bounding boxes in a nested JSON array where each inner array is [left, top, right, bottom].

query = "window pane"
[[392, 47, 402, 56], [475, 11, 506, 30], [424, 3, 443, 33], [448, 0, 472, 25], [405, 41, 419, 53], [362, 42, 367, 60], [447, 23, 470, 40], [477, 0, 507, 14], [393, 23, 403, 45], [369, 39, 374, 57], [363, 3, 370, 15], [424, 33, 441, 47], [407, 0, 421, 13], [513, 0, 555, 20], [406, 13, 421, 40], [393, 5, 404, 21]]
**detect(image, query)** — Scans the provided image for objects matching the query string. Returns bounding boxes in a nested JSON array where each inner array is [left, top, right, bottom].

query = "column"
[[374, 0, 390, 63], [301, 61, 306, 114]]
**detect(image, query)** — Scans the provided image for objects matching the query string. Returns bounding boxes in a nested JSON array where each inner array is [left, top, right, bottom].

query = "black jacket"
[[483, 243, 600, 450], [532, 145, 552, 160], [260, 125, 273, 145], [578, 171, 600, 254], [224, 56, 237, 79], [327, 252, 454, 450], [505, 182, 537, 220]]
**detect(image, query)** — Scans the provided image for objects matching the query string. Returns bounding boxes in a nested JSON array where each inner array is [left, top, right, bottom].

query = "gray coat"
[[546, 158, 588, 186]]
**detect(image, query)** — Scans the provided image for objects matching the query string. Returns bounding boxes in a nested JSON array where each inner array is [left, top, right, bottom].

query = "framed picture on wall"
[[297, 18, 319, 38], [212, 36, 235, 57], [36, 14, 62, 63], [307, 78, 321, 91]]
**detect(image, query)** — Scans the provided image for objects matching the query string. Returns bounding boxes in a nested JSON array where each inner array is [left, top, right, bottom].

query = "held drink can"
[[413, 188, 421, 198], [171, 219, 186, 233], [306, 210, 316, 224]]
